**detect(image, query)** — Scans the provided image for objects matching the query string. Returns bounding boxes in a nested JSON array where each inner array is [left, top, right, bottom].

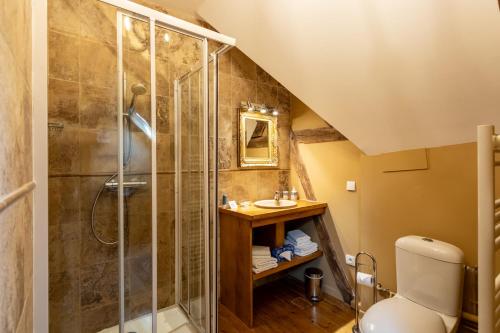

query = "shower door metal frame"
[[175, 52, 210, 333], [173, 44, 231, 333], [112, 1, 235, 332], [116, 12, 125, 333], [117, 12, 160, 332], [100, 0, 235, 45], [174, 45, 233, 332]]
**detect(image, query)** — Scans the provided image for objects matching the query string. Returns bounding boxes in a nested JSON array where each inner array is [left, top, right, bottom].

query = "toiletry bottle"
[[290, 187, 298, 201], [282, 190, 289, 200]]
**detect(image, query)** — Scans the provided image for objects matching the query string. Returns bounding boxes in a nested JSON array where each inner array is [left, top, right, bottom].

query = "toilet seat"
[[360, 296, 447, 333]]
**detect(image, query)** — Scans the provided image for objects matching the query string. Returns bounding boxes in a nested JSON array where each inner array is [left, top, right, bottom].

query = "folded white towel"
[[252, 255, 272, 259], [294, 241, 318, 250], [252, 262, 278, 274], [253, 257, 278, 268], [252, 245, 271, 257], [295, 244, 318, 252], [295, 248, 318, 257], [299, 242, 318, 251]]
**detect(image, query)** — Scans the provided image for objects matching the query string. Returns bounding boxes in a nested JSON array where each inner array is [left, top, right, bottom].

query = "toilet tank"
[[395, 236, 465, 317]]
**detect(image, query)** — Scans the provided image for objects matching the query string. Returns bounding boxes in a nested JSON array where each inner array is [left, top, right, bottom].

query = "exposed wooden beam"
[[293, 127, 346, 144], [290, 131, 354, 304]]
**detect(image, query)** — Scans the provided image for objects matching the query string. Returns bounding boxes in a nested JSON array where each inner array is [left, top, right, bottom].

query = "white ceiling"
[[162, 0, 500, 154]]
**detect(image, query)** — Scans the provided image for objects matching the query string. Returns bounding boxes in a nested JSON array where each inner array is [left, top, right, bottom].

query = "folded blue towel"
[[287, 229, 310, 242], [271, 244, 295, 262]]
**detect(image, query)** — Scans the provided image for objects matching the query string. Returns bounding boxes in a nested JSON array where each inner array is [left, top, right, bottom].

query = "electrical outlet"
[[345, 254, 355, 267]]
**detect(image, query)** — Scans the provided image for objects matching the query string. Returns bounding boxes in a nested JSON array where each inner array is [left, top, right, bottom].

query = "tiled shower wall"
[[0, 0, 33, 331], [47, 0, 181, 331], [47, 0, 291, 332]]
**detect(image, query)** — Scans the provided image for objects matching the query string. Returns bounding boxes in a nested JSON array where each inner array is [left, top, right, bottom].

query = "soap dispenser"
[[290, 187, 298, 201]]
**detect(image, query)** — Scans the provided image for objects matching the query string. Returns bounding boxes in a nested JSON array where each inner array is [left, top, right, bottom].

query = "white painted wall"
[[189, 0, 500, 154]]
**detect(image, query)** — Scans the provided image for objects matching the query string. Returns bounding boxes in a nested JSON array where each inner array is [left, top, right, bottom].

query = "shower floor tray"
[[98, 305, 197, 333]]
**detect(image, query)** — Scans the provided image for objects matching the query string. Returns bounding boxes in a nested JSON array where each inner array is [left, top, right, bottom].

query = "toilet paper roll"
[[356, 272, 374, 287]]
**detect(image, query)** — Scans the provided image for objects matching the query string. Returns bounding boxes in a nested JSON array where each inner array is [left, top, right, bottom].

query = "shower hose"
[[90, 172, 129, 246], [91, 115, 133, 246]]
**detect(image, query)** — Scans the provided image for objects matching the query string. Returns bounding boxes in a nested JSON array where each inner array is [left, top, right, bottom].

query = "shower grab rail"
[[478, 125, 500, 333]]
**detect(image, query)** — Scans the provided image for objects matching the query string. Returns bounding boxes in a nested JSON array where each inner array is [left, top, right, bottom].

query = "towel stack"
[[285, 229, 318, 256], [252, 245, 278, 274]]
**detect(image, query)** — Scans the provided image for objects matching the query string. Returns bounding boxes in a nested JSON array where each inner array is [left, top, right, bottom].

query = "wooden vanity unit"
[[219, 200, 327, 327]]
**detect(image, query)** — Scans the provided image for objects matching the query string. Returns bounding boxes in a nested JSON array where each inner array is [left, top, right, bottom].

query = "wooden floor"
[[218, 277, 478, 333], [219, 278, 355, 333]]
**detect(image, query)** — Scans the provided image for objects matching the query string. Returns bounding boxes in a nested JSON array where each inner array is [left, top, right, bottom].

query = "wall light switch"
[[346, 180, 356, 192], [346, 254, 356, 267]]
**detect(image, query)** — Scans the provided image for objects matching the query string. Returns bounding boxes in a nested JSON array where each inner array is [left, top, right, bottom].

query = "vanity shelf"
[[252, 250, 323, 281], [219, 200, 327, 327]]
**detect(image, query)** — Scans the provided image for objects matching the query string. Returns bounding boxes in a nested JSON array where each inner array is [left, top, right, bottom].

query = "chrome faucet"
[[274, 191, 281, 205]]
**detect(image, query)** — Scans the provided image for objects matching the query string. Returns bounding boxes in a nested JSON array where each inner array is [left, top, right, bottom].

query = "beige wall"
[[290, 95, 478, 299], [289, 139, 362, 299], [359, 143, 477, 291], [0, 0, 33, 332], [289, 96, 361, 298]]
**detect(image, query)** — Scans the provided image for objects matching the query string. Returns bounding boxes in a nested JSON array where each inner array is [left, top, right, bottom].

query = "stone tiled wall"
[[217, 49, 291, 202], [0, 0, 33, 332], [47, 0, 292, 332], [47, 0, 183, 332]]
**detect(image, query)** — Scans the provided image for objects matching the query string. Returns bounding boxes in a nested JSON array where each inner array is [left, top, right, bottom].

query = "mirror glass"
[[245, 118, 270, 158]]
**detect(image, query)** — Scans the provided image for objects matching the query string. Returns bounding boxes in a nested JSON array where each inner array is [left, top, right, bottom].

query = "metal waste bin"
[[304, 267, 323, 302]]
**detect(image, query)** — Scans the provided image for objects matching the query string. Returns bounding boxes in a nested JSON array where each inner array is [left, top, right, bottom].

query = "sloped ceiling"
[[161, 0, 500, 154]]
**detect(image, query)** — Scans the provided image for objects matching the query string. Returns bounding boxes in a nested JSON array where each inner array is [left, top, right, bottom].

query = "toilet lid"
[[360, 297, 447, 333]]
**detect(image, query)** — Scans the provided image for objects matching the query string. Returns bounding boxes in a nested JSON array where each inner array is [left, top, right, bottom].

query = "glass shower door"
[[119, 12, 154, 333], [176, 56, 210, 332], [115, 10, 219, 333], [47, 0, 230, 331]]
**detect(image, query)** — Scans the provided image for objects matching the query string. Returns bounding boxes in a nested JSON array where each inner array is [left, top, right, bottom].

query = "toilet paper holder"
[[352, 252, 377, 333]]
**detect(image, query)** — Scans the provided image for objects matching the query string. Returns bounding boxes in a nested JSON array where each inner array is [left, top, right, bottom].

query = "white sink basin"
[[254, 199, 297, 209]]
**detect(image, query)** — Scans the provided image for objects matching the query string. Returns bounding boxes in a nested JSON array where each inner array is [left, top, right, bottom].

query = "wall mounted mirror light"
[[238, 101, 279, 168]]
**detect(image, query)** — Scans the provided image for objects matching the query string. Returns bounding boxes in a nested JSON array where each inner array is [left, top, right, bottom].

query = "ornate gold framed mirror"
[[238, 102, 278, 168]]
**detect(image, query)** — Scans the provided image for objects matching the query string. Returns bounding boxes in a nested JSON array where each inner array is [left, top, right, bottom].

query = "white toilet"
[[360, 235, 465, 333]]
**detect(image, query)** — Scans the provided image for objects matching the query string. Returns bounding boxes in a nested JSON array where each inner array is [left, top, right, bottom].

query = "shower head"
[[129, 83, 147, 109], [131, 83, 147, 96], [126, 82, 152, 139]]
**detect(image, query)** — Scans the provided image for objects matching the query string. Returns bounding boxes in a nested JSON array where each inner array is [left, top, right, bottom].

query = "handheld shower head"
[[129, 83, 147, 109], [126, 82, 152, 139], [131, 83, 147, 96]]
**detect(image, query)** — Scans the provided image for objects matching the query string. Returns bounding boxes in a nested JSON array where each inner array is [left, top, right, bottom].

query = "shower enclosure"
[[47, 1, 234, 332]]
